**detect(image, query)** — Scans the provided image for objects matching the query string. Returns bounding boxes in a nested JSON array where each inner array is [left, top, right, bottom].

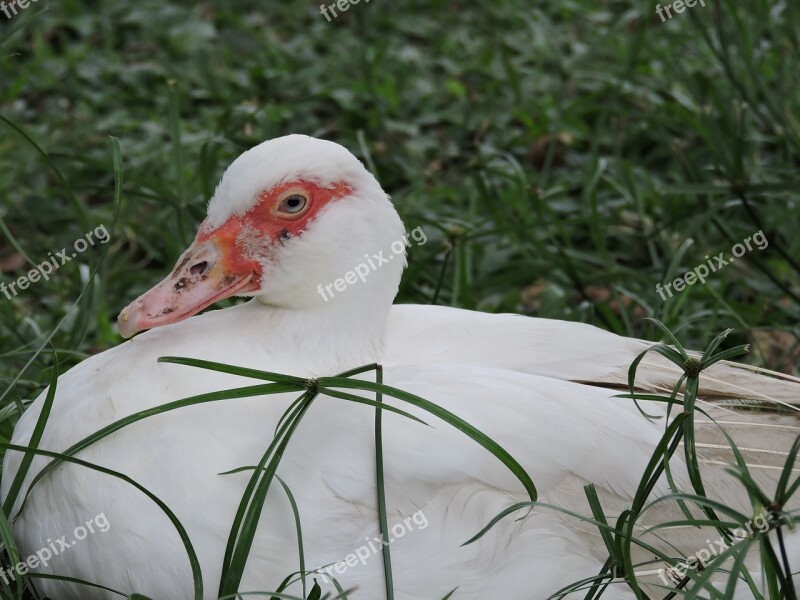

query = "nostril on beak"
[[189, 261, 209, 276]]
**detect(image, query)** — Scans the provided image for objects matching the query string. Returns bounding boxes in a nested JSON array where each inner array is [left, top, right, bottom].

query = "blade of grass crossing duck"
[[2, 347, 58, 517], [374, 365, 394, 600], [218, 390, 317, 596]]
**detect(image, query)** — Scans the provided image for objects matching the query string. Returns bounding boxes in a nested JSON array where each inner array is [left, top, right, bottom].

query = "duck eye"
[[277, 194, 308, 215]]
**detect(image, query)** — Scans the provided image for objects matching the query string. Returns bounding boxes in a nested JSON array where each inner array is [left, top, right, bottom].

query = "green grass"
[[0, 0, 798, 598]]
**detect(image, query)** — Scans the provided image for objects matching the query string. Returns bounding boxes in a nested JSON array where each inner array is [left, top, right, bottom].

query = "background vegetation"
[[0, 0, 798, 597]]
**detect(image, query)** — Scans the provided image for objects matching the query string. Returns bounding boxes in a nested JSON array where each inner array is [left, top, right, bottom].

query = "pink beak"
[[117, 238, 259, 338]]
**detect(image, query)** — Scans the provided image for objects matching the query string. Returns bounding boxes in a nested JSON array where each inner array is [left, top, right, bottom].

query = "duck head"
[[118, 135, 406, 339]]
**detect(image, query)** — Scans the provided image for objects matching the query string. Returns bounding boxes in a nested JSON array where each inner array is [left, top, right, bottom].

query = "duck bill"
[[117, 238, 260, 338]]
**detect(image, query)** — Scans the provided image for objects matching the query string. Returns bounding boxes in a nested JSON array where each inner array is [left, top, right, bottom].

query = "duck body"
[[5, 302, 670, 600]]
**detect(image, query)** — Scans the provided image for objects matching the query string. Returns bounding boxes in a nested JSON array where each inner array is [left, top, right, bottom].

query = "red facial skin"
[[117, 180, 352, 338], [196, 180, 353, 285]]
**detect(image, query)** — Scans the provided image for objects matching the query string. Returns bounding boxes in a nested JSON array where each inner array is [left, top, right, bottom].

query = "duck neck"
[[247, 287, 396, 377]]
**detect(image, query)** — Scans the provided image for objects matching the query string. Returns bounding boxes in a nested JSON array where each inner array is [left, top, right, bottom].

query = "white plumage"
[[3, 135, 798, 599]]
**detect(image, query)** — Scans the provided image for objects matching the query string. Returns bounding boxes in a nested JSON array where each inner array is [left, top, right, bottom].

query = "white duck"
[[3, 135, 799, 600]]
